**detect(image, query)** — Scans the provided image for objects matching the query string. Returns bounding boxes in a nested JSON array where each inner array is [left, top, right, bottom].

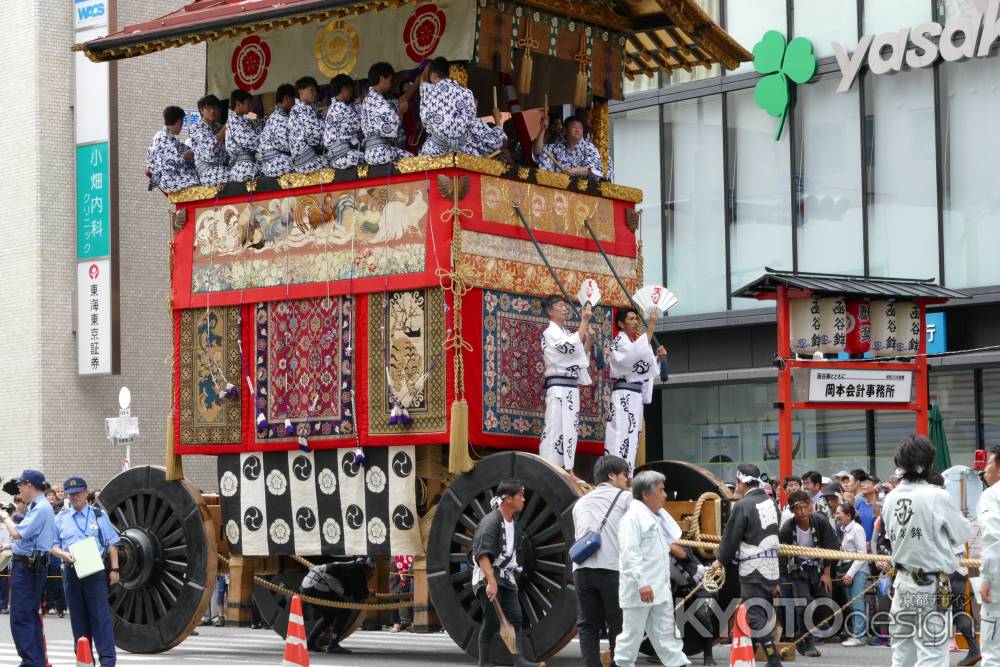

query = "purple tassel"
[[388, 405, 399, 425], [297, 436, 311, 453], [354, 447, 366, 466], [400, 408, 414, 426], [284, 418, 295, 437], [224, 382, 238, 398], [256, 413, 268, 432]]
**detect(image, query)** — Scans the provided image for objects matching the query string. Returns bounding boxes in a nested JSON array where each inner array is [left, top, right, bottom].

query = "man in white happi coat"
[[322, 74, 364, 170], [188, 94, 230, 185], [289, 76, 328, 174], [417, 57, 505, 158], [532, 115, 603, 179], [225, 89, 261, 182], [883, 435, 970, 667], [605, 306, 666, 474], [615, 470, 690, 667], [258, 83, 295, 178], [361, 62, 418, 166], [145, 106, 198, 193], [977, 444, 1000, 667], [539, 295, 592, 474]]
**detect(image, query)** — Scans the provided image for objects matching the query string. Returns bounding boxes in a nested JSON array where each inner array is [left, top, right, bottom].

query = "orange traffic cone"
[[730, 604, 755, 667], [76, 637, 95, 667], [282, 595, 309, 667]]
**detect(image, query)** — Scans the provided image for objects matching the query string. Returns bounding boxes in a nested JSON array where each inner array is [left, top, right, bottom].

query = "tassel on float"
[[447, 399, 474, 474], [354, 447, 367, 467], [297, 435, 311, 453], [573, 31, 589, 110], [284, 418, 295, 437], [515, 15, 536, 96], [256, 412, 268, 432]]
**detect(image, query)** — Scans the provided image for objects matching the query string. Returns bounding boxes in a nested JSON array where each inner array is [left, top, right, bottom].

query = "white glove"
[[694, 564, 706, 583]]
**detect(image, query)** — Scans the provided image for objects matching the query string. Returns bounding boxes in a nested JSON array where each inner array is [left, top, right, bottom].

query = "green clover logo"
[[753, 30, 816, 140]]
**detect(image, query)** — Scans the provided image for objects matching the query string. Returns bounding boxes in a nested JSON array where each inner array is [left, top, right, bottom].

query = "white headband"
[[736, 471, 763, 485]]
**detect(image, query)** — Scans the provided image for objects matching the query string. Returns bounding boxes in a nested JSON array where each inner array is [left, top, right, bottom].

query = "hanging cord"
[[435, 177, 475, 400]]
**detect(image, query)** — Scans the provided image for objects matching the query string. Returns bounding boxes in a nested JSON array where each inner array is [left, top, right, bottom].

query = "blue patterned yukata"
[[361, 91, 410, 166], [189, 121, 230, 185], [418, 78, 477, 156], [258, 107, 293, 178], [145, 128, 199, 193], [322, 99, 364, 169], [288, 99, 328, 173], [225, 112, 261, 182], [537, 137, 603, 179]]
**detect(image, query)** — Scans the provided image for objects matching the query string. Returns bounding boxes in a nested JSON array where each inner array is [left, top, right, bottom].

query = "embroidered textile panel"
[[256, 296, 355, 440], [190, 181, 430, 294], [368, 288, 448, 436], [480, 176, 614, 242], [481, 289, 611, 441], [179, 306, 243, 445], [217, 446, 422, 557]]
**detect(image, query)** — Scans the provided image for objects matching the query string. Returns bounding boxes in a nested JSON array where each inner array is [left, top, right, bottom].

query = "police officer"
[[51, 476, 120, 667], [0, 469, 56, 667], [883, 435, 970, 667]]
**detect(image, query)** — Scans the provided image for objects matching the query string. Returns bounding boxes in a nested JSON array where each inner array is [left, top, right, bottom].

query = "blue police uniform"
[[54, 477, 120, 667], [8, 470, 56, 667]]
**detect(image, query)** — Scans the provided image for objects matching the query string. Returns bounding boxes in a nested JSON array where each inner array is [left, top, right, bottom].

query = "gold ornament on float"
[[315, 20, 360, 77]]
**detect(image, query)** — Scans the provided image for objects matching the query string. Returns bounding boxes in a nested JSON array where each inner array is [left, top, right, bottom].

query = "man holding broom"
[[471, 479, 544, 667]]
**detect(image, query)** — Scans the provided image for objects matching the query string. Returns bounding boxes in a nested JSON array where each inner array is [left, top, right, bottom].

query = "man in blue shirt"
[[853, 471, 878, 541], [51, 477, 120, 667], [0, 469, 56, 667]]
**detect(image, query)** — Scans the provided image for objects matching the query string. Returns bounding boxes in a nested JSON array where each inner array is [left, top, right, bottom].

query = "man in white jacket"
[[604, 306, 666, 475], [539, 295, 592, 474], [615, 470, 690, 667], [977, 444, 1000, 667]]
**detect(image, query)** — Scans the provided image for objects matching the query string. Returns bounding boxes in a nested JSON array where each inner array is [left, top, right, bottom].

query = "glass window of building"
[[663, 96, 726, 314], [726, 88, 792, 308], [668, 0, 722, 84], [929, 370, 977, 453], [984, 369, 1000, 446], [612, 107, 663, 284], [623, 73, 659, 96], [725, 0, 786, 74], [865, 67, 939, 280], [794, 76, 864, 275], [864, 0, 932, 34], [798, 408, 869, 477], [793, 0, 857, 58], [940, 57, 1000, 288]]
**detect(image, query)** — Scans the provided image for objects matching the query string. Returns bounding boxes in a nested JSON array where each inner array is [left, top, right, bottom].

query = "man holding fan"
[[605, 306, 666, 475]]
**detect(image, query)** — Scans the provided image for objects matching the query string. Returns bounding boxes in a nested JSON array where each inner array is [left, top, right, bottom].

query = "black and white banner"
[[218, 446, 421, 557]]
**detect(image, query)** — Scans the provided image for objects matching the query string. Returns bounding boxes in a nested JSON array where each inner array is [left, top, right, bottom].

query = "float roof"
[[732, 268, 970, 302]]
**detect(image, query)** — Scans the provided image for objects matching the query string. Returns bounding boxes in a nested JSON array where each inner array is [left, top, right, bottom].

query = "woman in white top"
[[836, 502, 869, 645]]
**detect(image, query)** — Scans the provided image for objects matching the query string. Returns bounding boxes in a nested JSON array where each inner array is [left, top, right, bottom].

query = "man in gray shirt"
[[572, 455, 631, 667]]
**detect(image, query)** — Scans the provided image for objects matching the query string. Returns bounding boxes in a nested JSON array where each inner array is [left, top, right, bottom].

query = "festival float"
[[75, 0, 753, 660]]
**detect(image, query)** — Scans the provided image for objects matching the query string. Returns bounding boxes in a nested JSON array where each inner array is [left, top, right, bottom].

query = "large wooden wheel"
[[427, 452, 583, 664], [253, 561, 365, 643], [99, 466, 217, 653]]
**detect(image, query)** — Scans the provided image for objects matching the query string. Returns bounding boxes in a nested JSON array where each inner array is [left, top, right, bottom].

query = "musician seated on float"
[[532, 114, 603, 180], [418, 57, 505, 159]]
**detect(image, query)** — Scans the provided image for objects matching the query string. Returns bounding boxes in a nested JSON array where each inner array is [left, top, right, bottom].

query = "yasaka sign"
[[834, 0, 1000, 92]]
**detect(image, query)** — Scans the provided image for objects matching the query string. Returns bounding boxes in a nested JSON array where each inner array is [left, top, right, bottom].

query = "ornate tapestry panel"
[[368, 289, 448, 436], [256, 297, 355, 440], [179, 307, 243, 445], [482, 290, 611, 441], [480, 176, 614, 242], [191, 181, 429, 293]]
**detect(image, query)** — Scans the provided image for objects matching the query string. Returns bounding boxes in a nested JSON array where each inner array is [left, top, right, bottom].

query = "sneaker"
[[867, 636, 889, 647], [212, 616, 225, 627], [841, 638, 864, 647], [390, 623, 401, 633], [958, 651, 983, 666]]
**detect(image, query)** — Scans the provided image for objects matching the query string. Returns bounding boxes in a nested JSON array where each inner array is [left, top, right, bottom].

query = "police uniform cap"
[[16, 469, 45, 488], [63, 476, 88, 495]]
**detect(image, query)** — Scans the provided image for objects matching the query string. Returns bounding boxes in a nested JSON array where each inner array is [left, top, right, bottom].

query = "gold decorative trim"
[[449, 64, 469, 87], [395, 154, 456, 174], [517, 167, 531, 180], [599, 182, 643, 204], [535, 170, 571, 189], [277, 169, 335, 189], [455, 154, 508, 177], [168, 184, 223, 204], [356, 164, 369, 178], [245, 180, 258, 193], [170, 208, 187, 233], [574, 178, 591, 192]]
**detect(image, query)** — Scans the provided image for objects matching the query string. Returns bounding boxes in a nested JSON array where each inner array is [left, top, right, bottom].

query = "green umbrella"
[[928, 403, 952, 471]]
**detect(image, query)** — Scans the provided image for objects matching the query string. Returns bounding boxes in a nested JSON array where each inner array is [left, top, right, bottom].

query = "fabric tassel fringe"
[[284, 418, 295, 437], [297, 435, 311, 453], [517, 50, 534, 96], [354, 447, 367, 467], [448, 399, 474, 474], [256, 412, 268, 432]]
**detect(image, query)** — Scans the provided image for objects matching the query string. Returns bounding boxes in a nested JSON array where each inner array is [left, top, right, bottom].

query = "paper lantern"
[[818, 296, 847, 355], [790, 296, 821, 357], [898, 301, 921, 356], [869, 300, 899, 358], [845, 299, 871, 356]]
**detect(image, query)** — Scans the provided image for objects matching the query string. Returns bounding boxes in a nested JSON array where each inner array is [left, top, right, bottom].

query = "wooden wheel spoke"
[[523, 506, 554, 537], [449, 568, 472, 585], [526, 580, 554, 614], [519, 588, 541, 626], [532, 559, 566, 574], [530, 571, 562, 593], [452, 531, 472, 547], [531, 543, 567, 558], [530, 522, 562, 545]]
